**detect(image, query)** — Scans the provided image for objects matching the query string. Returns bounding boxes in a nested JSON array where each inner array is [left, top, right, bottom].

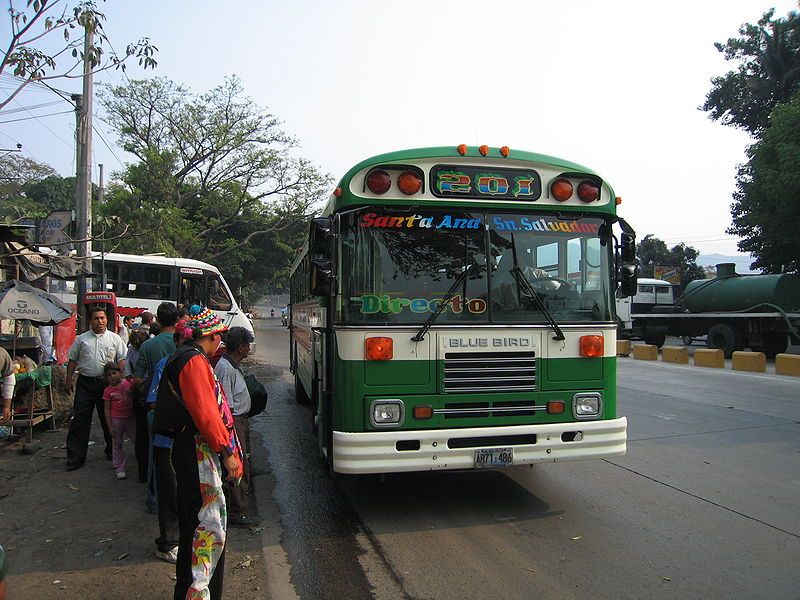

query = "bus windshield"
[[339, 208, 613, 324]]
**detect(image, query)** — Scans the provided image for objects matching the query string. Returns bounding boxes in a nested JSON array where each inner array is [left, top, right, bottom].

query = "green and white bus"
[[289, 145, 637, 474]]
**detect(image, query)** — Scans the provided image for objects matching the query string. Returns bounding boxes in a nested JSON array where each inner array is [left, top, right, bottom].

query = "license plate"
[[474, 447, 513, 469]]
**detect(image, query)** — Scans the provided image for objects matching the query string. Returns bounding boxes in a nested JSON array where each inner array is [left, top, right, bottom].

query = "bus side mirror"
[[309, 217, 332, 256], [618, 264, 638, 298], [620, 232, 636, 263], [310, 258, 333, 296]]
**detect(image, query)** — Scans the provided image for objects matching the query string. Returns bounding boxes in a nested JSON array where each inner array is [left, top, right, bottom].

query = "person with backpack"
[[134, 302, 180, 560], [214, 326, 259, 527], [153, 305, 242, 600]]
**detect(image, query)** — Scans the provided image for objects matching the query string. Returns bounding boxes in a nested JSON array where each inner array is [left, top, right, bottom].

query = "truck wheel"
[[707, 324, 743, 358], [682, 336, 693, 346], [752, 333, 788, 358], [644, 333, 666, 347]]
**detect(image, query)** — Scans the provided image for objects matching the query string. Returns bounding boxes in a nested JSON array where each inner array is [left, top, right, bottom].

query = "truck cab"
[[617, 278, 676, 342]]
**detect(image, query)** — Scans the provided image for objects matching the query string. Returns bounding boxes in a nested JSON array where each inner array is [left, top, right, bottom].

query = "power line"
[[0, 109, 73, 125], [0, 99, 65, 115], [7, 98, 74, 149], [92, 121, 125, 168]]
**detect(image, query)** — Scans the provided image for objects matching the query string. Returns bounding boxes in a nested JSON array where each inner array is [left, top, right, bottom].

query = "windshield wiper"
[[508, 235, 565, 341], [412, 263, 477, 342]]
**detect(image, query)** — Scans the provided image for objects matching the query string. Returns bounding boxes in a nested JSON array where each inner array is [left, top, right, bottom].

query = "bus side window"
[[207, 276, 232, 311]]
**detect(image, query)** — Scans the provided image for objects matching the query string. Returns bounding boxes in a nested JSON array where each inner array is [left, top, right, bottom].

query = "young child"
[[103, 362, 136, 480]]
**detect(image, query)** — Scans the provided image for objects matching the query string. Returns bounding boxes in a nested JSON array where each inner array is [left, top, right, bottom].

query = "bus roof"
[[88, 252, 221, 272], [340, 146, 599, 185], [323, 145, 608, 215]]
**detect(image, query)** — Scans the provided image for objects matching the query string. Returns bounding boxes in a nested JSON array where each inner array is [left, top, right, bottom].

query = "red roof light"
[[366, 170, 391, 194], [577, 181, 600, 203]]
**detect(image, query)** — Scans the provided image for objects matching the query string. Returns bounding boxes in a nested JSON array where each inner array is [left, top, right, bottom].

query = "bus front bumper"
[[332, 417, 627, 474]]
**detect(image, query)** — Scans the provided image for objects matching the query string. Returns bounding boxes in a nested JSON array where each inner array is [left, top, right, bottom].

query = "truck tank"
[[680, 264, 800, 313]]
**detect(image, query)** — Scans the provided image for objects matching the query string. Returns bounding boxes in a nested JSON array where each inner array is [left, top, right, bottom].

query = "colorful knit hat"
[[186, 305, 227, 337]]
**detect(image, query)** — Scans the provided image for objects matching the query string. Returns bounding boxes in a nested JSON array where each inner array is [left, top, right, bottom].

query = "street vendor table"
[[7, 365, 55, 445], [0, 334, 42, 365]]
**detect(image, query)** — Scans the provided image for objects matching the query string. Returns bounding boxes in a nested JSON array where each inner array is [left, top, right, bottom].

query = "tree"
[[636, 234, 706, 288], [98, 76, 331, 261], [1, 0, 157, 110], [701, 9, 800, 135], [728, 93, 800, 273], [0, 153, 56, 219]]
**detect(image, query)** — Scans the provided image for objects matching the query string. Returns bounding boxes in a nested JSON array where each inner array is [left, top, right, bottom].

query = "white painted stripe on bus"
[[335, 327, 617, 361], [348, 157, 614, 207]]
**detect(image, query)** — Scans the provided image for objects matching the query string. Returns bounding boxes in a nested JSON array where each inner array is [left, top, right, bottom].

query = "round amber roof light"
[[397, 170, 422, 195]]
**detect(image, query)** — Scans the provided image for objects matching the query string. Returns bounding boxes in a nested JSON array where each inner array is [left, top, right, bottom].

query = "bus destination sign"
[[431, 165, 542, 201]]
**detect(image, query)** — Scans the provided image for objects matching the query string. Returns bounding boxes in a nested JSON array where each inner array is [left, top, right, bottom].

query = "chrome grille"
[[443, 351, 536, 393]]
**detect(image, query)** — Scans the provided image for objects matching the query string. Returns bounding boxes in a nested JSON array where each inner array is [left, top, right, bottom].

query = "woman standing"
[[154, 306, 243, 600]]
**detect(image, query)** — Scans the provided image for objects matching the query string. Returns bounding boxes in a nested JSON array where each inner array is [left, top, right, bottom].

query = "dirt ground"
[[0, 402, 271, 599]]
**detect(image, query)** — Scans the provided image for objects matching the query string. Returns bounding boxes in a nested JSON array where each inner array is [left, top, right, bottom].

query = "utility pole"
[[73, 13, 95, 331], [98, 163, 104, 204]]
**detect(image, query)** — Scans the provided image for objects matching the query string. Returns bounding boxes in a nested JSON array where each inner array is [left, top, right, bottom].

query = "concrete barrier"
[[662, 346, 689, 364], [775, 353, 800, 376], [694, 348, 724, 368], [616, 340, 632, 357], [731, 351, 766, 372], [633, 344, 658, 361]]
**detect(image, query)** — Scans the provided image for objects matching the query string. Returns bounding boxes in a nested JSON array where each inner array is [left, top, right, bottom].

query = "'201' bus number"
[[438, 173, 536, 197]]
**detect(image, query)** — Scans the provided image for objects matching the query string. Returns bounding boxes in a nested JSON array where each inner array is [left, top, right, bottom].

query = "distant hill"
[[697, 254, 757, 274]]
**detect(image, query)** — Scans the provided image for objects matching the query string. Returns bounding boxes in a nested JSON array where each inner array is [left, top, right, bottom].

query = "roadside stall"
[[0, 280, 74, 451]]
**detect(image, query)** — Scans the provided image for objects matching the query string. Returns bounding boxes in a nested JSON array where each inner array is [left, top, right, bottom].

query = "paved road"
[[249, 321, 800, 600]]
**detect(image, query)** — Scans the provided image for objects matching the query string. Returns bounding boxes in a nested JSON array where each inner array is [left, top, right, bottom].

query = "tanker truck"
[[618, 263, 800, 358]]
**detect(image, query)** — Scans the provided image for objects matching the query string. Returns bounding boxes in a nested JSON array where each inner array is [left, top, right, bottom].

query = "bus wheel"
[[294, 372, 311, 405], [682, 336, 693, 346], [707, 324, 743, 358]]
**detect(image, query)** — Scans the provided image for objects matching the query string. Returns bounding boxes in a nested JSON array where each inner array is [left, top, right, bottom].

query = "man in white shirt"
[[65, 307, 127, 470], [214, 326, 258, 526]]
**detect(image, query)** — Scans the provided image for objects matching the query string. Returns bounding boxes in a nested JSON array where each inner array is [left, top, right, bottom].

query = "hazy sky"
[[2, 0, 797, 256]]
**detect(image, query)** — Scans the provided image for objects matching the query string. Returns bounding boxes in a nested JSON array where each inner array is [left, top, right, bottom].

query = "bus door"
[[178, 268, 235, 324], [311, 325, 328, 453]]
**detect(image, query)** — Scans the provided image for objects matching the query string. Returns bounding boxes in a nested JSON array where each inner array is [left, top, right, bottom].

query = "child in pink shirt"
[[103, 362, 136, 480]]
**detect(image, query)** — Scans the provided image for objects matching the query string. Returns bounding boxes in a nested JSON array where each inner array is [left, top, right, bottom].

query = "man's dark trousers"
[[154, 445, 179, 552], [66, 375, 112, 466]]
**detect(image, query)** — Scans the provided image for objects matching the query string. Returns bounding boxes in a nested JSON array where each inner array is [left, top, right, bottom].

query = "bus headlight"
[[370, 399, 405, 427], [573, 393, 602, 419]]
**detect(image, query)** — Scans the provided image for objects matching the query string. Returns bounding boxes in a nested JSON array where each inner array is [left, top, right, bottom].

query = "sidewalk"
[[0, 417, 270, 599]]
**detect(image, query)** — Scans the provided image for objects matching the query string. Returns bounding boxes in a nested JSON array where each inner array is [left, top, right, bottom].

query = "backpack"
[[152, 343, 204, 436], [245, 373, 268, 418]]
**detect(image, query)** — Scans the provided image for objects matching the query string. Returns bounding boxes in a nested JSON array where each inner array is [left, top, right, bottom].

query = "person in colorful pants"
[[154, 306, 243, 600]]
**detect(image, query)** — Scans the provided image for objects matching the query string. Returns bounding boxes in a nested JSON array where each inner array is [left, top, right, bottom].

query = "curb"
[[618, 343, 800, 377]]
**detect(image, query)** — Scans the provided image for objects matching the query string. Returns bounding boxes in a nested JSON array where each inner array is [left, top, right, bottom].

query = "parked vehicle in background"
[[618, 264, 800, 357], [616, 278, 677, 346], [48, 252, 256, 349]]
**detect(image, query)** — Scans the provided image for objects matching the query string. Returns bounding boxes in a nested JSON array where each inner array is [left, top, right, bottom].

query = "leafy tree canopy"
[[728, 92, 800, 273], [636, 234, 706, 288], [0, 154, 56, 218], [702, 9, 800, 135], [1, 0, 157, 110], [98, 75, 331, 304]]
